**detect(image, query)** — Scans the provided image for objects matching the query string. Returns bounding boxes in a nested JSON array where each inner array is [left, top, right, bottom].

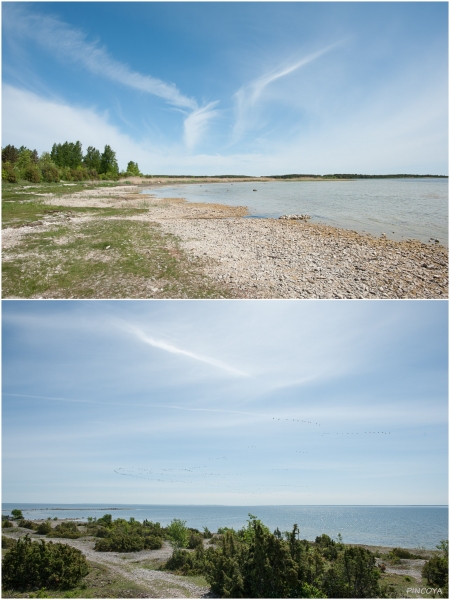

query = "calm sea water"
[[3, 504, 447, 549], [143, 179, 448, 245]]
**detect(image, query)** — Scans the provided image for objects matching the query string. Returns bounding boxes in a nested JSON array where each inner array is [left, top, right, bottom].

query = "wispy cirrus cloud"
[[122, 324, 248, 377], [3, 4, 197, 111], [3, 4, 222, 148], [184, 102, 220, 150], [232, 40, 346, 142]]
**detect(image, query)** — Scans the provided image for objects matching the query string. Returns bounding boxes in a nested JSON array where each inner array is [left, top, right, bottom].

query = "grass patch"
[[2, 560, 152, 598], [135, 559, 166, 570], [183, 574, 209, 588], [379, 571, 440, 598], [3, 213, 230, 299]]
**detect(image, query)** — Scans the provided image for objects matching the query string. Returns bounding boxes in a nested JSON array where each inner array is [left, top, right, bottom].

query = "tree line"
[[1, 141, 142, 184]]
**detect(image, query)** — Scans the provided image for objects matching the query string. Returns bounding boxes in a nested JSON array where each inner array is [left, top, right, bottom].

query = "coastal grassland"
[[2, 185, 231, 299], [2, 559, 153, 598]]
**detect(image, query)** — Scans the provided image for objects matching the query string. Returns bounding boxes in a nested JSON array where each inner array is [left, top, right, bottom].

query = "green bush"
[[95, 525, 109, 538], [94, 532, 145, 552], [36, 522, 53, 535], [2, 536, 89, 591], [422, 540, 448, 593], [18, 519, 38, 530], [143, 535, 163, 550], [41, 164, 60, 183], [390, 547, 415, 559], [2, 163, 17, 183], [203, 527, 213, 539], [2, 535, 17, 549], [188, 531, 204, 549], [11, 509, 24, 520], [48, 521, 81, 539], [96, 514, 112, 527], [3, 520, 14, 528], [322, 546, 381, 598], [164, 546, 207, 576], [24, 165, 41, 183]]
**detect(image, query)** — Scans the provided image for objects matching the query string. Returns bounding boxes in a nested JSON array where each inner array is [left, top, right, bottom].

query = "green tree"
[[11, 509, 23, 520], [166, 518, 189, 550], [2, 145, 19, 164], [100, 145, 119, 175], [322, 546, 381, 598], [83, 146, 102, 172], [126, 161, 141, 176], [51, 141, 83, 168]]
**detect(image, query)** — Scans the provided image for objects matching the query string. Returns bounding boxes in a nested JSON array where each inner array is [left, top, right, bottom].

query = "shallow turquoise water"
[[143, 178, 448, 245], [3, 504, 447, 549]]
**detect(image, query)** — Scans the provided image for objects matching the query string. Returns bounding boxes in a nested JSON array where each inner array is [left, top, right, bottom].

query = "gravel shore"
[[143, 191, 448, 299], [5, 182, 447, 299]]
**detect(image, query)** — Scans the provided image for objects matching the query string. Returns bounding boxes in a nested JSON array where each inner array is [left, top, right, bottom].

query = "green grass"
[[380, 572, 441, 598], [3, 212, 230, 299], [2, 560, 152, 598]]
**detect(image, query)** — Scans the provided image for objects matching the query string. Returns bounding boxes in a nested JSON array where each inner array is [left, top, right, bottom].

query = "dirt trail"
[[2, 531, 211, 598]]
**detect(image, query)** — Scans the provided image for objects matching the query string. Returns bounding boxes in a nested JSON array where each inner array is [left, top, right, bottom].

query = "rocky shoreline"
[[141, 190, 447, 300], [4, 182, 447, 299]]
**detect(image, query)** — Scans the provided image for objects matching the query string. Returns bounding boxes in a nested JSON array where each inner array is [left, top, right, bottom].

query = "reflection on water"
[[143, 179, 448, 245]]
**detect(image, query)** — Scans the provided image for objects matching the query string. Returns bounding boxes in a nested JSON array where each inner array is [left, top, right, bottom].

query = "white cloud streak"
[[3, 394, 292, 420], [184, 102, 220, 149], [233, 40, 345, 141], [3, 4, 197, 110], [124, 325, 248, 377]]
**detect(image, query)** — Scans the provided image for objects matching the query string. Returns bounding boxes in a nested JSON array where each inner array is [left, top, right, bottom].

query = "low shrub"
[[188, 531, 204, 549], [36, 522, 53, 535], [2, 535, 17, 549], [18, 519, 38, 530], [143, 535, 163, 550], [2, 163, 17, 183], [2, 536, 89, 591], [203, 527, 213, 539], [390, 548, 415, 559], [95, 525, 109, 538], [24, 166, 41, 183], [11, 509, 24, 520], [48, 521, 81, 539], [422, 541, 448, 594], [41, 164, 60, 183], [2, 520, 14, 528], [95, 532, 145, 553], [163, 546, 207, 576]]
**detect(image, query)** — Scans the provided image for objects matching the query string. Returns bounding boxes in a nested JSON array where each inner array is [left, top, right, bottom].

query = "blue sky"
[[2, 300, 448, 505], [2, 2, 448, 175]]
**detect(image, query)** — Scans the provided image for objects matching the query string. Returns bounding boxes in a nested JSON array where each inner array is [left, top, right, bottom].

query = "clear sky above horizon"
[[2, 300, 448, 505], [2, 2, 448, 175]]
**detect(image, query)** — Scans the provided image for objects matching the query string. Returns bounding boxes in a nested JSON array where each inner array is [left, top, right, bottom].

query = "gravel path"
[[3, 531, 211, 598]]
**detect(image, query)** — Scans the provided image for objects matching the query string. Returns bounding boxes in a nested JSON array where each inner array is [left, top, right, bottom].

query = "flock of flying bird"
[[113, 413, 392, 496]]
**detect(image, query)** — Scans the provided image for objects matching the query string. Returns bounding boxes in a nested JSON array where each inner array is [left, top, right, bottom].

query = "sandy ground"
[[3, 182, 448, 299]]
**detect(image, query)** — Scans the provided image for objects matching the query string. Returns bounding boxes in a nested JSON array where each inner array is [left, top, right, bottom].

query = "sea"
[[3, 504, 447, 550], [143, 178, 448, 246]]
